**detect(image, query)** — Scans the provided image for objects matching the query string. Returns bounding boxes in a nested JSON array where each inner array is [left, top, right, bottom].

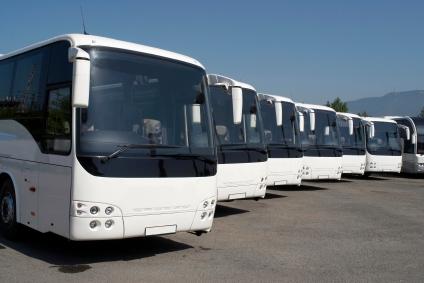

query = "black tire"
[[363, 172, 371, 178], [0, 179, 20, 239]]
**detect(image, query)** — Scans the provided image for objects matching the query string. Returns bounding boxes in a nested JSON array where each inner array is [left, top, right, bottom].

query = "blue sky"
[[1, 0, 423, 104]]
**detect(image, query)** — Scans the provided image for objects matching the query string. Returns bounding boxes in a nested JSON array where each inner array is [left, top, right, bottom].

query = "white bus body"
[[296, 103, 343, 180], [208, 74, 268, 201], [387, 116, 424, 174], [362, 117, 402, 174], [0, 34, 218, 240], [259, 94, 302, 186], [336, 112, 366, 174]]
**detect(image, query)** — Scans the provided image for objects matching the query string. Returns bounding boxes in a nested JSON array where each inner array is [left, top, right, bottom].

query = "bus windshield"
[[337, 116, 365, 149], [210, 86, 264, 148], [260, 100, 299, 148], [77, 47, 214, 158], [366, 121, 401, 155], [300, 109, 340, 148], [414, 119, 424, 154]]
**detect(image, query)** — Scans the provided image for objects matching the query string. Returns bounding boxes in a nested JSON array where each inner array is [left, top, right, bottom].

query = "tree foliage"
[[419, 106, 424, 118], [325, 97, 349, 112]]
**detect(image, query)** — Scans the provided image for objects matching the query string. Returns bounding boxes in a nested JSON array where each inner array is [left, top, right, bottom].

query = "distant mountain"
[[346, 90, 424, 117]]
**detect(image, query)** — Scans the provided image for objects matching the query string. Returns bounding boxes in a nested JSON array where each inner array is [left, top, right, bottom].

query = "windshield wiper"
[[100, 144, 183, 163]]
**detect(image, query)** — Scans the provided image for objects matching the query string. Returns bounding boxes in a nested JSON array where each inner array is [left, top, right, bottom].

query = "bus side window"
[[44, 87, 71, 154]]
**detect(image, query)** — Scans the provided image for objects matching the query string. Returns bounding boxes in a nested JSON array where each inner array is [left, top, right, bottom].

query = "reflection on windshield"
[[260, 100, 299, 147], [299, 109, 340, 148], [210, 86, 264, 148], [337, 117, 365, 149], [366, 122, 401, 155], [414, 119, 424, 154], [77, 48, 214, 157]]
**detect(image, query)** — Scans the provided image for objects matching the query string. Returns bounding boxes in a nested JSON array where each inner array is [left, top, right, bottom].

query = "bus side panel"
[[38, 163, 72, 238]]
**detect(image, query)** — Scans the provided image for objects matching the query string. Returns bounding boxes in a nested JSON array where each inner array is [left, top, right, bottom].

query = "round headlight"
[[105, 206, 114, 215], [89, 220, 98, 229], [105, 219, 114, 228], [90, 206, 100, 215], [203, 201, 209, 209]]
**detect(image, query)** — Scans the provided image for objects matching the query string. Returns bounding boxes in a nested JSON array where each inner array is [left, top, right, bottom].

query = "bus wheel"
[[0, 179, 20, 239]]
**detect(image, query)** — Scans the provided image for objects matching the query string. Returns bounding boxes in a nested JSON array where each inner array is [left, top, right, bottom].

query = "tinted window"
[[413, 118, 424, 154], [77, 48, 214, 157], [0, 60, 14, 100], [337, 116, 365, 149], [43, 87, 71, 154], [366, 122, 401, 156], [396, 119, 415, 154], [261, 99, 299, 147], [47, 41, 73, 85]]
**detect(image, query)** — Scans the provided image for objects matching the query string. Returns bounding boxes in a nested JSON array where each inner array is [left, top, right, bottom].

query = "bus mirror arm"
[[348, 118, 354, 135], [309, 111, 316, 132], [231, 87, 243, 124], [398, 125, 410, 141], [298, 111, 305, 132], [275, 102, 283, 126], [69, 47, 91, 108]]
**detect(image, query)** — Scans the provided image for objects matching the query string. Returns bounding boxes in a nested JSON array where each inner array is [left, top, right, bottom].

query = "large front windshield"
[[300, 109, 340, 148], [210, 86, 264, 148], [366, 121, 401, 155], [413, 118, 424, 154], [337, 116, 365, 149], [260, 100, 299, 147], [77, 48, 214, 157]]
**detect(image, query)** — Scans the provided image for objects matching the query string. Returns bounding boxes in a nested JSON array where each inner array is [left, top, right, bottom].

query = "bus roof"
[[362, 117, 397, 124], [0, 34, 205, 69], [295, 102, 336, 113], [258, 93, 294, 104], [337, 112, 361, 119], [207, 74, 256, 92]]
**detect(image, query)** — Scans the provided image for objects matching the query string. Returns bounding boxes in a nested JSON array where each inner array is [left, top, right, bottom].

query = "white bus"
[[258, 94, 303, 186], [296, 103, 343, 180], [386, 116, 424, 174], [336, 112, 366, 174], [362, 117, 402, 175], [208, 74, 268, 201], [0, 34, 218, 240]]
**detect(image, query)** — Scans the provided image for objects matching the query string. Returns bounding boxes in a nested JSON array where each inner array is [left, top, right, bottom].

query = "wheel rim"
[[1, 192, 14, 224]]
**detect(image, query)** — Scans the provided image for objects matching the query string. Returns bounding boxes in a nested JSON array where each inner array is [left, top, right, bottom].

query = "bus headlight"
[[203, 201, 209, 208], [105, 219, 114, 229], [90, 206, 100, 215], [89, 220, 100, 229], [105, 206, 114, 215], [201, 212, 207, 219]]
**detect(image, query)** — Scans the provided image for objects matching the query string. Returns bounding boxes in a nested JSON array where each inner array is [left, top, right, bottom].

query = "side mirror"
[[411, 134, 417, 144], [298, 112, 305, 132], [348, 118, 354, 135], [324, 126, 330, 136], [398, 125, 410, 141], [231, 87, 243, 125], [368, 123, 375, 138], [69, 47, 91, 108], [192, 104, 201, 124], [309, 111, 316, 132], [275, 102, 283, 126]]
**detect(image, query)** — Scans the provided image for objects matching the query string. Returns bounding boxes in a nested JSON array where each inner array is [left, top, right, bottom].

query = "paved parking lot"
[[1, 174, 423, 282]]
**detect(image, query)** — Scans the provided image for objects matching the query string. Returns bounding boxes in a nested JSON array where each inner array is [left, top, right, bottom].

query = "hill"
[[346, 90, 424, 116]]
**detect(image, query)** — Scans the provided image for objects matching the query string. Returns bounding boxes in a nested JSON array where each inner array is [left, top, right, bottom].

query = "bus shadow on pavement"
[[344, 175, 389, 181], [0, 228, 193, 268], [271, 184, 328, 191], [263, 193, 287, 200], [214, 204, 249, 218]]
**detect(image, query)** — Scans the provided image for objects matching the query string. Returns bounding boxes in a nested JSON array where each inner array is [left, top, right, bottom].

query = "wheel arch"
[[0, 171, 21, 223]]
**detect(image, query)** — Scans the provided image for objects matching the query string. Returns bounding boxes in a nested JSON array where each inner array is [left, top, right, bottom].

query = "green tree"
[[419, 106, 424, 118], [358, 111, 368, 117], [325, 97, 349, 112]]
